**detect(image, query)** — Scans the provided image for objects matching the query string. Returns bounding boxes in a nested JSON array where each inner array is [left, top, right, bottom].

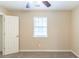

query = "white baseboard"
[[71, 50, 79, 58], [20, 50, 79, 57], [20, 50, 71, 52]]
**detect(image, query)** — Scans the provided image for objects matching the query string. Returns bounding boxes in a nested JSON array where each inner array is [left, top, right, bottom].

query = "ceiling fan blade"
[[42, 1, 51, 7], [26, 2, 30, 8]]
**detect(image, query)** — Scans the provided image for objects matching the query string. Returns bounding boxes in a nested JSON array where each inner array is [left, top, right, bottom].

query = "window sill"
[[32, 36, 48, 38]]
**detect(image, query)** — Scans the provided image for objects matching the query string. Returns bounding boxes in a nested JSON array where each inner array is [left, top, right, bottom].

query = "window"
[[33, 16, 47, 37]]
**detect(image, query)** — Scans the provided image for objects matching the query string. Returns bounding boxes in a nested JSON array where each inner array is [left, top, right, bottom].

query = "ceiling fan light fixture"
[[42, 1, 51, 7], [26, 2, 30, 8]]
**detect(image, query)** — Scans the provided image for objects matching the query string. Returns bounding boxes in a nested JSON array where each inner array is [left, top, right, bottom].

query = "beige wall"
[[7, 10, 72, 51], [0, 8, 8, 15], [1, 7, 79, 56], [72, 7, 79, 56]]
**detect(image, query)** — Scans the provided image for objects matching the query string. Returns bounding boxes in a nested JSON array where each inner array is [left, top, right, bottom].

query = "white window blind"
[[33, 16, 47, 37]]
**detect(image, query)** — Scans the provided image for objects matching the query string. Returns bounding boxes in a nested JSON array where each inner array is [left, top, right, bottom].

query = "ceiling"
[[0, 1, 79, 11]]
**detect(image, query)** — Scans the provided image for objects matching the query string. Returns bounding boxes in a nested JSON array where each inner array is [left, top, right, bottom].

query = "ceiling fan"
[[26, 1, 51, 8]]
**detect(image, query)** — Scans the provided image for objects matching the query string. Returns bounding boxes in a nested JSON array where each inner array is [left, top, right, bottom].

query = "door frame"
[[2, 15, 6, 55], [0, 14, 5, 55]]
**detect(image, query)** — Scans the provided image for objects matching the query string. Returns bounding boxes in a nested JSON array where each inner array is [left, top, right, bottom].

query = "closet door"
[[3, 16, 19, 55]]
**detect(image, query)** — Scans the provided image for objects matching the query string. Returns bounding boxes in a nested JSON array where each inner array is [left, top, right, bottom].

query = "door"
[[3, 16, 19, 55]]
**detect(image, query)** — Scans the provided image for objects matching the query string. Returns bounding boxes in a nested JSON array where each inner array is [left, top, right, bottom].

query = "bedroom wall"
[[72, 7, 79, 57], [7, 10, 72, 51], [0, 8, 8, 15]]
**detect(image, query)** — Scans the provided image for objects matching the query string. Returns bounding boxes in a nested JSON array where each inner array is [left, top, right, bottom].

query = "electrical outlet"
[[38, 43, 41, 48]]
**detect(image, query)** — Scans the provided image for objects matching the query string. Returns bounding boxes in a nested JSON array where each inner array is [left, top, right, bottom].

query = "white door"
[[3, 16, 19, 55]]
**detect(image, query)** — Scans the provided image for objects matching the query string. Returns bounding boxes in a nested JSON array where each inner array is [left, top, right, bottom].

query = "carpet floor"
[[0, 52, 77, 58]]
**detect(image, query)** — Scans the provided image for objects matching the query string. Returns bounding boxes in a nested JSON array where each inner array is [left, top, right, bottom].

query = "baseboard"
[[71, 50, 79, 58], [20, 50, 71, 52], [19, 50, 79, 58]]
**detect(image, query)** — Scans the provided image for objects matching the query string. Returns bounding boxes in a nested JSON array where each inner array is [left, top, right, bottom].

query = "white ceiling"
[[0, 1, 79, 11]]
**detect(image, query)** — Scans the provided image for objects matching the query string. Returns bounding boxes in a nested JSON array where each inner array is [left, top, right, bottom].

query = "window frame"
[[33, 16, 48, 38]]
